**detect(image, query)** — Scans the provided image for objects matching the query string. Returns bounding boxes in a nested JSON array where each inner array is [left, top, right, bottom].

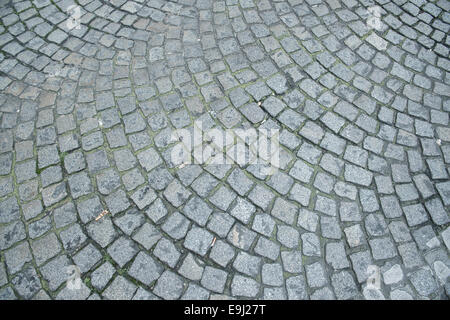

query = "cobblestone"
[[0, 0, 447, 301]]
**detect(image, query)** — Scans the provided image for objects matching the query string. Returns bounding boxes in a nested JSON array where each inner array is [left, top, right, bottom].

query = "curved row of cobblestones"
[[0, 0, 449, 300]]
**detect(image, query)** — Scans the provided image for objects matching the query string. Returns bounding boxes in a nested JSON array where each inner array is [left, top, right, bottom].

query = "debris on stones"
[[95, 209, 110, 221]]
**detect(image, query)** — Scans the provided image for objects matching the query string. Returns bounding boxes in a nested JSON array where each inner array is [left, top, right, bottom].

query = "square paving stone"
[[271, 197, 298, 225], [254, 237, 280, 261], [59, 224, 87, 253], [344, 163, 373, 186], [51, 202, 77, 228], [349, 250, 373, 283], [76, 196, 103, 224], [40, 165, 63, 187], [321, 216, 342, 239], [91, 262, 115, 290], [306, 262, 328, 288], [182, 196, 213, 227], [248, 184, 275, 211], [184, 226, 214, 257], [145, 198, 168, 224], [123, 112, 147, 133], [436, 181, 450, 206], [302, 232, 321, 257], [31, 232, 61, 266], [103, 275, 137, 300], [114, 208, 145, 236], [130, 221, 161, 249], [4, 241, 32, 275], [425, 198, 449, 225], [107, 236, 138, 268], [252, 213, 275, 237], [129, 132, 152, 151], [281, 250, 302, 274], [262, 263, 283, 286], [14, 158, 37, 183], [161, 211, 190, 240], [137, 147, 163, 172], [0, 153, 12, 175], [153, 271, 185, 300], [133, 288, 159, 301], [365, 214, 389, 237], [0, 221, 26, 250], [412, 225, 440, 251], [68, 172, 93, 199], [181, 284, 210, 300], [289, 159, 314, 183], [163, 179, 192, 208], [369, 237, 397, 260], [207, 211, 235, 238], [130, 185, 157, 210], [314, 195, 337, 217], [409, 268, 438, 297], [86, 150, 110, 172], [230, 197, 256, 224], [147, 167, 173, 191], [56, 282, 91, 300], [0, 196, 20, 223], [233, 251, 262, 278], [209, 240, 235, 268], [86, 218, 117, 248], [0, 287, 16, 300], [128, 252, 163, 286], [331, 271, 359, 300], [227, 223, 257, 250], [277, 225, 299, 248], [209, 185, 237, 214], [398, 242, 424, 269], [11, 266, 42, 299], [382, 264, 404, 286], [73, 243, 102, 273], [122, 168, 145, 191], [380, 196, 403, 218], [231, 274, 260, 298], [113, 149, 137, 172], [105, 189, 130, 215], [154, 237, 181, 268], [344, 224, 366, 248], [226, 168, 254, 196], [39, 255, 71, 291], [28, 215, 52, 239], [22, 199, 43, 221], [178, 253, 204, 281], [96, 169, 121, 195], [289, 183, 312, 207], [389, 221, 411, 242], [268, 171, 294, 195], [38, 144, 60, 169], [0, 177, 13, 198], [325, 241, 350, 270], [286, 275, 308, 300], [81, 131, 104, 151], [18, 179, 39, 202], [297, 208, 319, 232], [201, 266, 228, 293], [42, 182, 67, 207], [412, 174, 436, 199]]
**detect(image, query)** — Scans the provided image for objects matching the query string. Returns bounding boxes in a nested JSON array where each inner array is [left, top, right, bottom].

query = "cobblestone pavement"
[[0, 0, 449, 300]]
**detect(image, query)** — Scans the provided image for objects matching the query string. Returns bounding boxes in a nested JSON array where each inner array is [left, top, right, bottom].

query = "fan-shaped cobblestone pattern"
[[0, 0, 449, 300]]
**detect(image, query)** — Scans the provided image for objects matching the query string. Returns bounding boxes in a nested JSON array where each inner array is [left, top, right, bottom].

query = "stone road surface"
[[0, 0, 449, 300]]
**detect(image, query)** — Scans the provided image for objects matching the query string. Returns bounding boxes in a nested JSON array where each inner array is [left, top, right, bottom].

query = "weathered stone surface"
[[0, 0, 447, 300]]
